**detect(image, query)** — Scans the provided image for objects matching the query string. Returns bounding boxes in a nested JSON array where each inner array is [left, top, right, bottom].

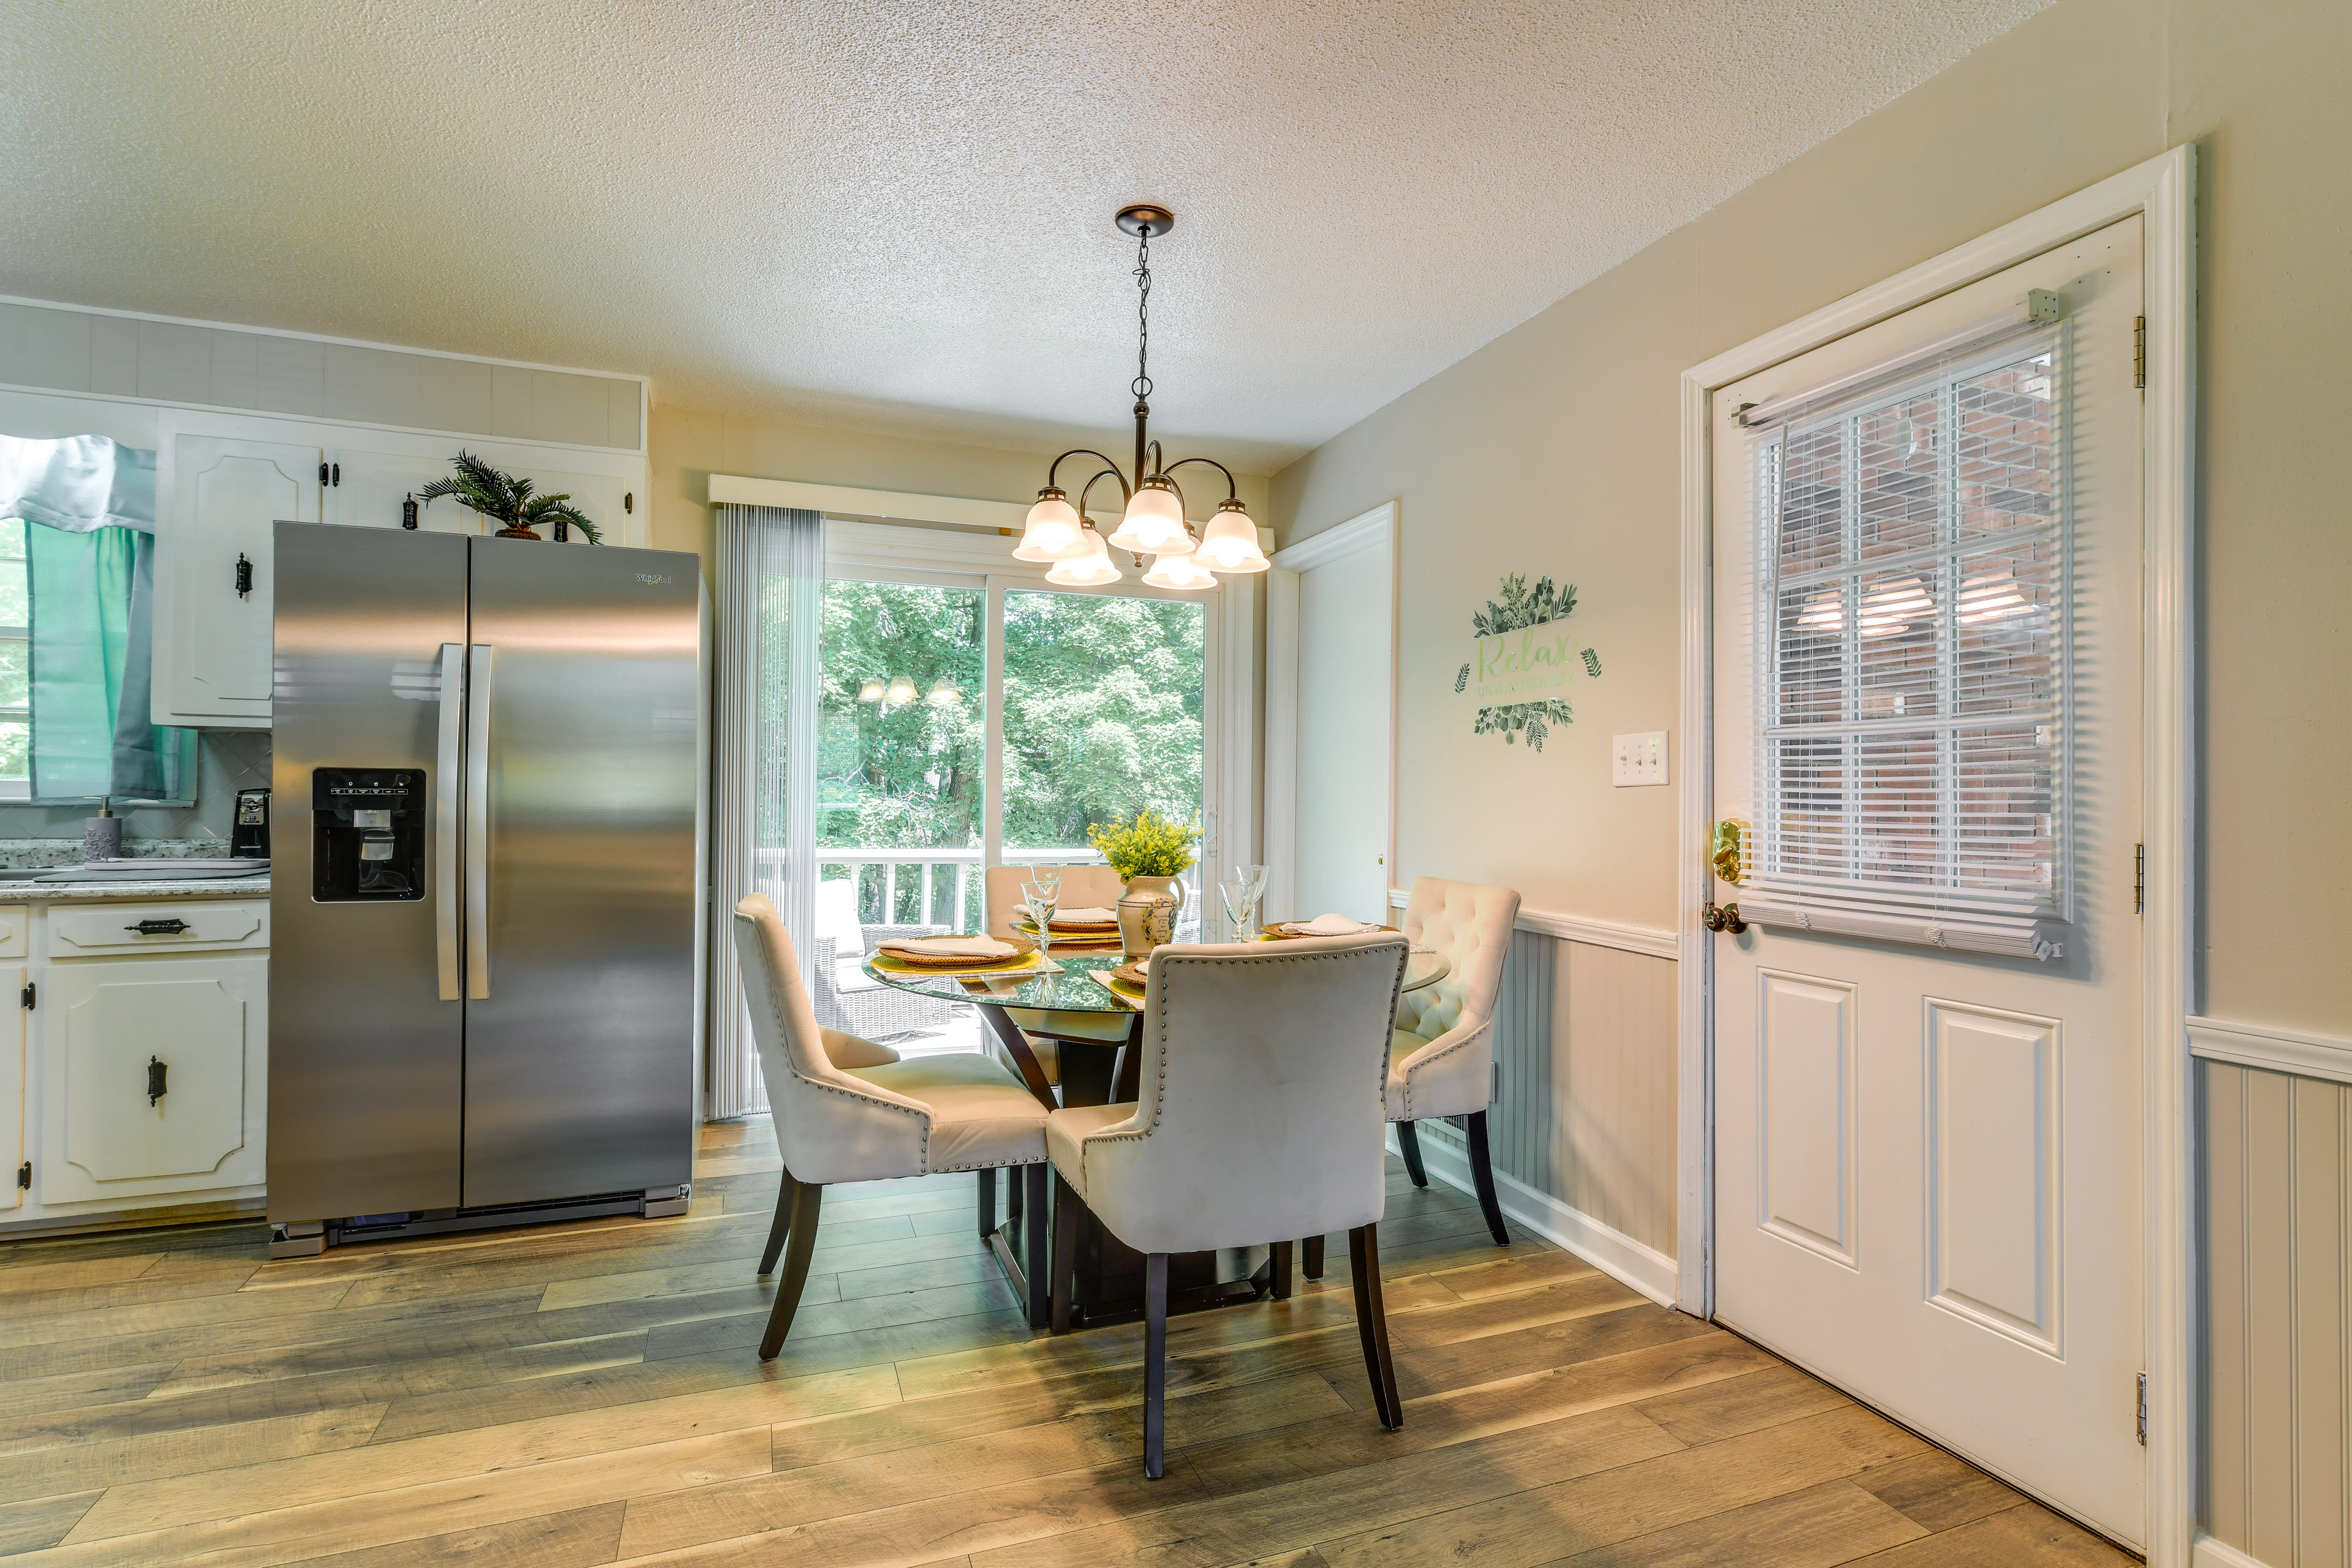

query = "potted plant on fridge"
[[417, 451, 602, 542]]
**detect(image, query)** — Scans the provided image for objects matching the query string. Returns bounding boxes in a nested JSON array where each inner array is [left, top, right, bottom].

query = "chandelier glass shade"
[[1016, 205, 1270, 589], [1044, 525, 1123, 586], [1011, 490, 1090, 561]]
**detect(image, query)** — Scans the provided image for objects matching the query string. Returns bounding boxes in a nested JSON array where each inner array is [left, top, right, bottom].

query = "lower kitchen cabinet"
[[0, 965, 20, 1215], [35, 954, 267, 1208]]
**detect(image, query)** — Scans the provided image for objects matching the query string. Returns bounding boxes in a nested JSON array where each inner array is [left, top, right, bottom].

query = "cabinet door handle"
[[126, 918, 191, 935], [147, 1055, 168, 1106], [234, 554, 253, 600]]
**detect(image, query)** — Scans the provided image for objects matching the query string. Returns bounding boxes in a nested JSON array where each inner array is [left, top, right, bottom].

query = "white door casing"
[[1267, 502, 1396, 924], [1677, 146, 2196, 1567]]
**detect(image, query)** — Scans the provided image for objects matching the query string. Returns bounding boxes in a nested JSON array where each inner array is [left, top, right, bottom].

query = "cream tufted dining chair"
[[981, 864, 1133, 1093], [1385, 876, 1523, 1250], [733, 894, 1055, 1357], [1046, 933, 1411, 1479]]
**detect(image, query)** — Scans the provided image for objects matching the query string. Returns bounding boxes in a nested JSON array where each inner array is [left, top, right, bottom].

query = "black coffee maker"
[[232, 788, 270, 859]]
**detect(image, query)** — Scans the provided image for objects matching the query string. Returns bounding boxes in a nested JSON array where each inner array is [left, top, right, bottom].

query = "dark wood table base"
[[974, 1000, 1281, 1333]]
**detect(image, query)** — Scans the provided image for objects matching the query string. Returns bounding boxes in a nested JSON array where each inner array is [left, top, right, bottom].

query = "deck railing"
[[752, 846, 1200, 934]]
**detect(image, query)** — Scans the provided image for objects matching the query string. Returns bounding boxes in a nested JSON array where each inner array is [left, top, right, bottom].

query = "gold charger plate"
[[872, 934, 1037, 970], [1259, 921, 1400, 941]]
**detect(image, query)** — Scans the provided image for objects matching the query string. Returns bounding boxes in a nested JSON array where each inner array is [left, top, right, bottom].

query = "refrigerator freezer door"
[[268, 524, 470, 1222], [460, 537, 699, 1207]]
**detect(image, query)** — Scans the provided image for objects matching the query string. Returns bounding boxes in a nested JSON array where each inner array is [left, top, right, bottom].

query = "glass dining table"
[[860, 938, 1452, 1330]]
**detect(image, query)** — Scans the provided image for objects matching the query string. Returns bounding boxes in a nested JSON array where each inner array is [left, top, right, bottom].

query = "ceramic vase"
[[1117, 874, 1186, 959]]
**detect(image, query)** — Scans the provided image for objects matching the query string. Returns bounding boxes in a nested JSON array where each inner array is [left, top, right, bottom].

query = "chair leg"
[[1051, 1170, 1080, 1333], [1022, 1163, 1050, 1329], [977, 1167, 997, 1238], [1396, 1120, 1429, 1187], [758, 1180, 824, 1359], [1303, 1233, 1325, 1279], [758, 1169, 799, 1276], [1143, 1253, 1169, 1480], [1466, 1110, 1510, 1246], [1269, 1240, 1294, 1300], [1348, 1223, 1404, 1430]]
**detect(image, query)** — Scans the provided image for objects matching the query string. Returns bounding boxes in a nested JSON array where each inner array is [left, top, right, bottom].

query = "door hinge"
[[12, 1162, 24, 1191], [2134, 316, 2147, 390], [18, 982, 31, 1010], [2135, 844, 2146, 915], [2137, 1371, 2148, 1444]]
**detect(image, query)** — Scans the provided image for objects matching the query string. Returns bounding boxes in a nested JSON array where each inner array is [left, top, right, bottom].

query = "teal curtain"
[[0, 434, 186, 803], [27, 526, 183, 801]]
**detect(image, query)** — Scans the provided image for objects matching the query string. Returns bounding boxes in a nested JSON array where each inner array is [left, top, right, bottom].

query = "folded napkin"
[[1017, 904, 1118, 925], [1292, 913, 1382, 936], [876, 935, 1019, 959]]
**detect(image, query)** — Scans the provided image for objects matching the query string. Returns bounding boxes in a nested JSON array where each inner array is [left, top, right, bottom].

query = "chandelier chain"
[[1132, 227, 1153, 403]]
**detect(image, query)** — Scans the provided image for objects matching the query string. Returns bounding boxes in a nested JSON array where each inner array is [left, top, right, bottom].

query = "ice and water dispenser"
[[310, 769, 427, 901]]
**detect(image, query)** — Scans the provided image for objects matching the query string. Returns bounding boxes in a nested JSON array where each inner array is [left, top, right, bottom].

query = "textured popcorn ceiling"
[[0, 1, 2045, 470]]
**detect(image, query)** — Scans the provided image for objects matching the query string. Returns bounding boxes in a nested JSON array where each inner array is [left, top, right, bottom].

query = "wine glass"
[[1022, 880, 1058, 967], [1219, 880, 1257, 942], [1233, 863, 1267, 935]]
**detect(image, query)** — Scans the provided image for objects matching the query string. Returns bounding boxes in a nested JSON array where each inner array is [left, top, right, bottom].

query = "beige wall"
[[1268, 0, 2352, 1039], [650, 402, 1269, 594]]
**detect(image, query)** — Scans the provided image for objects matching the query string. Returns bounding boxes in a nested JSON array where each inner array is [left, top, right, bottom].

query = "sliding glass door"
[[812, 521, 1221, 951]]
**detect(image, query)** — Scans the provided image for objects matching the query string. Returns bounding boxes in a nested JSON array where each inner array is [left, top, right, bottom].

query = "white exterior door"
[[1268, 503, 1395, 924], [1709, 219, 2146, 1545]]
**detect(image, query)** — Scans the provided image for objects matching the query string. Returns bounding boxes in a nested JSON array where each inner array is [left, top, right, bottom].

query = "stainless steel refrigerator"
[[266, 523, 701, 1255]]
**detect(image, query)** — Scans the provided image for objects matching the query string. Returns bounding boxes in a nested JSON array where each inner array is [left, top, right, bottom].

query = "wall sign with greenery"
[[1453, 572, 1602, 752]]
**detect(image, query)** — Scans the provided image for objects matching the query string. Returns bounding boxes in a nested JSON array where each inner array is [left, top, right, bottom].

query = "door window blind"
[[1741, 328, 2071, 960]]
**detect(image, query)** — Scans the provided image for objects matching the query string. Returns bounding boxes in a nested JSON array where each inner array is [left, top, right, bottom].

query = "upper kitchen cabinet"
[[151, 425, 647, 728], [157, 434, 322, 725]]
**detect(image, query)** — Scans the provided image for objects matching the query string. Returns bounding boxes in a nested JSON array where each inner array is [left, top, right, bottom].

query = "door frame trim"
[[1675, 143, 2196, 1565], [1267, 501, 1398, 922]]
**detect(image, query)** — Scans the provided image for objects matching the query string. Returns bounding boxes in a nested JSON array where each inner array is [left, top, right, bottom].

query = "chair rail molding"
[[1676, 143, 2197, 1566], [1385, 888, 1676, 962], [2188, 1016, 2352, 1088]]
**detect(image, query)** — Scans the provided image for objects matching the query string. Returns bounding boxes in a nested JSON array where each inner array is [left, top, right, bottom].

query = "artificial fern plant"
[[417, 451, 602, 543]]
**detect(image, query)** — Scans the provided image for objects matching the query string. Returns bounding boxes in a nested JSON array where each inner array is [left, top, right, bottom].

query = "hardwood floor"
[[0, 1118, 2137, 1566]]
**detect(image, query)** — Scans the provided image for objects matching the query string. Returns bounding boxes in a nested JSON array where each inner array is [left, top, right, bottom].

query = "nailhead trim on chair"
[[1396, 1016, 1494, 1120], [740, 915, 933, 1170], [1079, 944, 1409, 1193]]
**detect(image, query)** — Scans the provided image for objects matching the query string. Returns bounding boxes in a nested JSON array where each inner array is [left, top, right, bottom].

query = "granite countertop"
[[0, 876, 271, 903], [0, 840, 270, 902]]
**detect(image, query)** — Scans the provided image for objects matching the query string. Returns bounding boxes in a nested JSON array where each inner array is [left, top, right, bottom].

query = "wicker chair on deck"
[[810, 922, 954, 1039]]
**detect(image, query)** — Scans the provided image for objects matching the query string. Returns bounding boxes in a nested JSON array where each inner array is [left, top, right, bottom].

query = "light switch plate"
[[1612, 731, 1669, 786]]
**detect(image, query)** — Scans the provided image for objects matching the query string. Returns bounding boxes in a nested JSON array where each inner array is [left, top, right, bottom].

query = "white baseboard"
[[2193, 1535, 2273, 1568], [1397, 1122, 1680, 1307]]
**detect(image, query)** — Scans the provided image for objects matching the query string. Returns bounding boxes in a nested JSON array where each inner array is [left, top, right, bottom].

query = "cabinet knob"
[[147, 1055, 168, 1107]]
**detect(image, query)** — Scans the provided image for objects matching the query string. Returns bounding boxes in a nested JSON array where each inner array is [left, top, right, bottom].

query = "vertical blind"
[[709, 504, 821, 1118], [1739, 328, 2072, 960]]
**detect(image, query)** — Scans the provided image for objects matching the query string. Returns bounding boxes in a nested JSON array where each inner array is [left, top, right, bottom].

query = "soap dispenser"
[[83, 797, 122, 864]]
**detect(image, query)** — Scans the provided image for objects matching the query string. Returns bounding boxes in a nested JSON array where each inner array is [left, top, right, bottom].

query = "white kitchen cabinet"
[[155, 433, 321, 724], [36, 954, 267, 1207], [325, 447, 480, 535], [154, 421, 647, 726], [0, 963, 22, 1215]]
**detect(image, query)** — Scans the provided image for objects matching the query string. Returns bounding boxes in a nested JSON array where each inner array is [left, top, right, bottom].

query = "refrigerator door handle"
[[465, 643, 494, 1000], [435, 642, 465, 1001]]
